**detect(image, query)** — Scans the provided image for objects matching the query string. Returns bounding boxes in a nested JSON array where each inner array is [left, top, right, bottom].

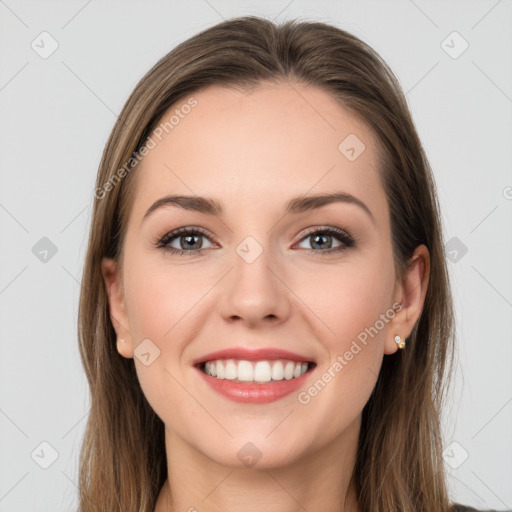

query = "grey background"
[[0, 1, 511, 510]]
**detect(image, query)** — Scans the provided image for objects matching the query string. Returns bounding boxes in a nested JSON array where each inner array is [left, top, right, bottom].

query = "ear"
[[101, 257, 134, 358], [384, 244, 430, 355]]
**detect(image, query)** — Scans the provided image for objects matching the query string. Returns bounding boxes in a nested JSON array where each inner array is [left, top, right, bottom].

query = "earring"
[[394, 334, 405, 349]]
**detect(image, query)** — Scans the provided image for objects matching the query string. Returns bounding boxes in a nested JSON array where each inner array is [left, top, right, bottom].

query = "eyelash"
[[155, 226, 356, 257]]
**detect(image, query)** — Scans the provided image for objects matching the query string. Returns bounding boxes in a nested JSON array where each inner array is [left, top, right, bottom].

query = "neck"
[[155, 417, 361, 512]]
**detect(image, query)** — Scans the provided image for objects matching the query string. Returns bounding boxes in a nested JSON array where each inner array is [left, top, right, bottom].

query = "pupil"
[[312, 234, 331, 250], [183, 234, 200, 249]]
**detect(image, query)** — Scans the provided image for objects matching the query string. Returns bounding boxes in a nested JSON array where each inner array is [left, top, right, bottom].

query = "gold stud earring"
[[394, 334, 405, 349]]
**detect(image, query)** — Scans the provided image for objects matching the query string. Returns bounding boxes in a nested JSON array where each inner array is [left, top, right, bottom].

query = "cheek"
[[122, 252, 209, 342], [294, 250, 395, 421], [121, 254, 204, 423], [308, 251, 395, 350]]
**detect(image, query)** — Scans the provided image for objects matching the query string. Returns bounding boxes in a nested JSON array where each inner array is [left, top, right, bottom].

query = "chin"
[[196, 434, 309, 471]]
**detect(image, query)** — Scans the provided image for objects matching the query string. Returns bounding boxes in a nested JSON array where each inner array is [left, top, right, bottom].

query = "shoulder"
[[451, 504, 510, 512]]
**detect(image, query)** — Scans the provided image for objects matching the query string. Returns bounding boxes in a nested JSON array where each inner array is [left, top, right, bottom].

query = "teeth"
[[216, 360, 225, 379], [238, 360, 253, 381], [225, 360, 237, 380], [271, 361, 284, 380], [202, 359, 310, 383], [284, 361, 294, 380], [254, 361, 272, 382]]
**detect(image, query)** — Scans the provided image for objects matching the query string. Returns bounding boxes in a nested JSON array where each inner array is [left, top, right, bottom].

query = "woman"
[[77, 15, 500, 512]]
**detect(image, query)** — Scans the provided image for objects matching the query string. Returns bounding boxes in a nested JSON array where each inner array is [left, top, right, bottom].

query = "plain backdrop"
[[0, 1, 511, 511]]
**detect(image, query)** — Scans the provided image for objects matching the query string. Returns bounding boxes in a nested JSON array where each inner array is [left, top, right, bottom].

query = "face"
[[102, 82, 428, 470]]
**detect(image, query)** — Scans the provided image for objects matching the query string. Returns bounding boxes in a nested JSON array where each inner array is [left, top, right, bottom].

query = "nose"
[[218, 241, 291, 328]]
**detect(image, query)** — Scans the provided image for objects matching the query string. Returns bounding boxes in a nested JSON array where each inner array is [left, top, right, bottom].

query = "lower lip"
[[196, 366, 314, 404]]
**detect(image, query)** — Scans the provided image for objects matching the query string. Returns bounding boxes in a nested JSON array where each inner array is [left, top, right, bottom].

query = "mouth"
[[196, 359, 316, 383], [193, 348, 317, 403]]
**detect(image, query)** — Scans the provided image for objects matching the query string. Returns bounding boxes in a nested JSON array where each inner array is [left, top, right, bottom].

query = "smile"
[[194, 347, 317, 404], [201, 359, 311, 383]]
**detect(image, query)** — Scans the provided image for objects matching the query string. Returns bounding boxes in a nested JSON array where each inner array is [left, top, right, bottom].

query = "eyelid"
[[297, 225, 354, 241]]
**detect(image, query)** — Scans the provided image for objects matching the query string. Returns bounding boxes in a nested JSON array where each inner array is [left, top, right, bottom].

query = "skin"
[[102, 82, 429, 512]]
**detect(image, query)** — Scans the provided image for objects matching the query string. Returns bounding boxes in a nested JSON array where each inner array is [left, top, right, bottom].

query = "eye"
[[155, 225, 355, 257], [156, 226, 216, 255], [295, 227, 355, 254]]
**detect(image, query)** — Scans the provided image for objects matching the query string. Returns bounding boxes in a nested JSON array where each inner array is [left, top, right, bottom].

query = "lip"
[[195, 364, 315, 404], [192, 347, 317, 404], [192, 347, 316, 365]]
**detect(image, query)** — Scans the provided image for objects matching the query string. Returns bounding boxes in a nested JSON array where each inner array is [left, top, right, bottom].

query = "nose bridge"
[[219, 233, 290, 325]]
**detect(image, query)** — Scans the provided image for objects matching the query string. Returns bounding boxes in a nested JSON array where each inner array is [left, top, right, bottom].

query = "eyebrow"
[[142, 192, 374, 224]]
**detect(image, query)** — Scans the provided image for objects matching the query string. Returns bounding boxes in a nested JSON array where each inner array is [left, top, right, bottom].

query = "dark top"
[[452, 504, 510, 512]]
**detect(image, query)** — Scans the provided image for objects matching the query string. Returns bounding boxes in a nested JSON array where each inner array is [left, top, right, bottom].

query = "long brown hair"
[[78, 15, 455, 511]]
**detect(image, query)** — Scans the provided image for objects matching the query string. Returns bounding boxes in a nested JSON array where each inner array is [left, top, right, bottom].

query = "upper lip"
[[193, 347, 316, 366]]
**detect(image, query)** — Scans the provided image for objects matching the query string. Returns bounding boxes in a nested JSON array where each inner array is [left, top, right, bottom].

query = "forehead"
[[130, 82, 388, 223]]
